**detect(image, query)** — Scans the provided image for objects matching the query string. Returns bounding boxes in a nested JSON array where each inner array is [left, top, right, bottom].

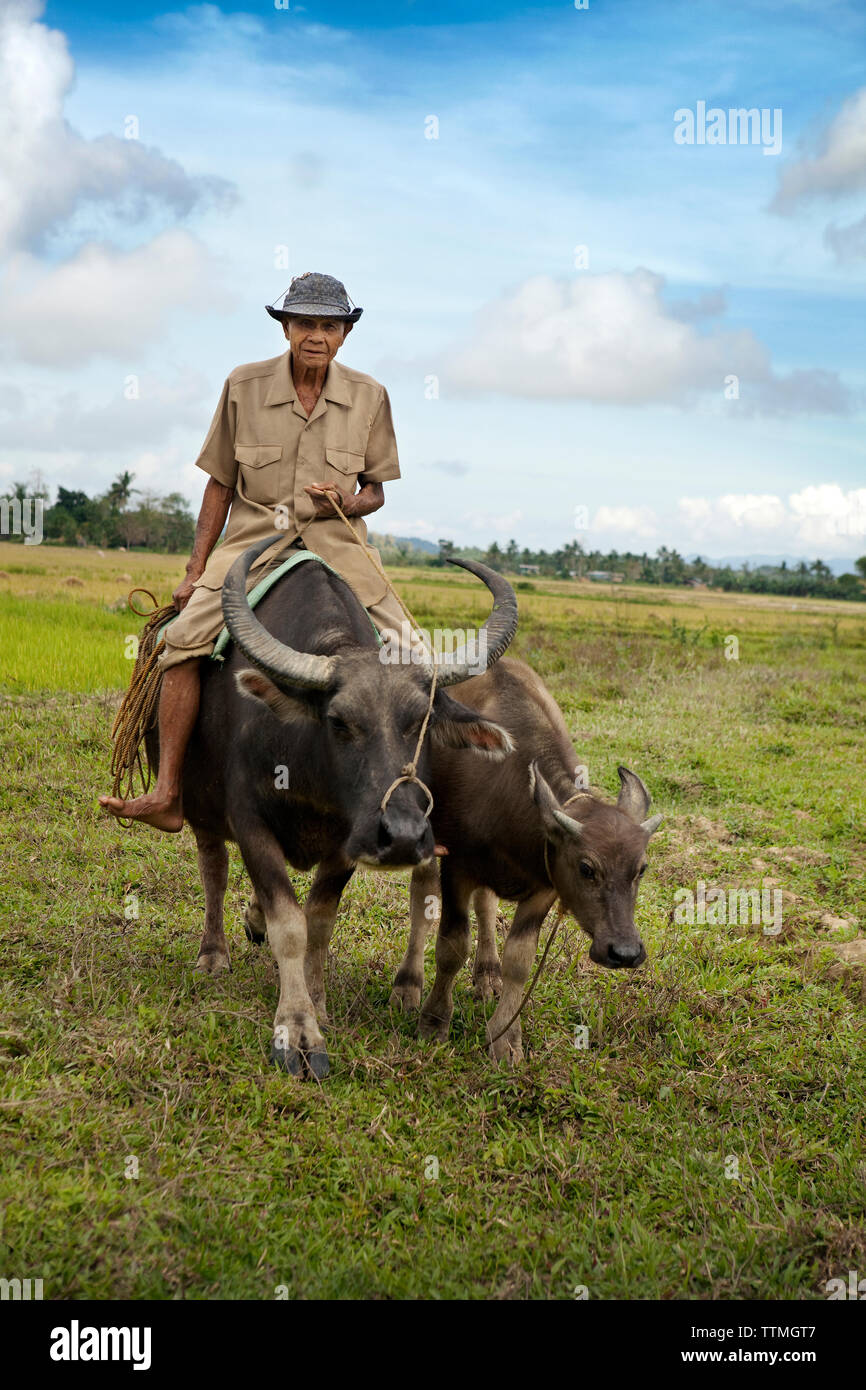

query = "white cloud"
[[592, 505, 658, 539], [0, 230, 231, 363], [441, 271, 848, 414], [788, 483, 866, 545], [771, 86, 866, 260], [573, 486, 866, 557], [675, 485, 866, 552], [0, 368, 211, 450], [0, 0, 234, 256], [465, 509, 524, 534], [717, 493, 790, 531], [772, 87, 866, 211]]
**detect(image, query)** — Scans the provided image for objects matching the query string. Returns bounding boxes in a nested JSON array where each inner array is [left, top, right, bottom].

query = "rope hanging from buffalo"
[[108, 489, 438, 821], [108, 589, 178, 818], [483, 791, 584, 1050]]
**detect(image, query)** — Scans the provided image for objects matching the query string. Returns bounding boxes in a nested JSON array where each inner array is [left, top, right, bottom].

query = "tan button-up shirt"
[[193, 350, 400, 607]]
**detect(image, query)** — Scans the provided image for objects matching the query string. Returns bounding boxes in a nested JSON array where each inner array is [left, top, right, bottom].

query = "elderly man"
[[100, 272, 408, 830]]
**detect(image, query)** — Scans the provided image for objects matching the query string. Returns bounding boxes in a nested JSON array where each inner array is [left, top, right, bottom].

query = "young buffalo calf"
[[390, 658, 662, 1064]]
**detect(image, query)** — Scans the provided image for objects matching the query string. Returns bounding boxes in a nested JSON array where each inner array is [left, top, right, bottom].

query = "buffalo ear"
[[235, 669, 322, 724], [430, 692, 514, 760], [616, 765, 652, 822]]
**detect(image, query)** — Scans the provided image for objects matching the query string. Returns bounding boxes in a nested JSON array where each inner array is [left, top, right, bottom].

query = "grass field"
[[1, 541, 865, 1299]]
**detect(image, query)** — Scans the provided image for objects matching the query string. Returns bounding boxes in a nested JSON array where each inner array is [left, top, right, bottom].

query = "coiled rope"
[[108, 589, 177, 820]]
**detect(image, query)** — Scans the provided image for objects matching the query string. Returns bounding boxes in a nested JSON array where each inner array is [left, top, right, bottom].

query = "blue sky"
[[2, 0, 865, 558]]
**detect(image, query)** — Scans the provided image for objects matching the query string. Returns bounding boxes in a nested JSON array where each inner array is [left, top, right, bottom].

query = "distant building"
[[586, 570, 624, 583], [518, 564, 540, 575]]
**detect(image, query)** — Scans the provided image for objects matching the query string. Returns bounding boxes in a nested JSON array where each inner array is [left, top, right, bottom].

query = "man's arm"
[[172, 478, 234, 610]]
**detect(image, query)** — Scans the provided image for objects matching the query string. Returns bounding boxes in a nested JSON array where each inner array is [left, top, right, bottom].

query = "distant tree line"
[[1, 473, 195, 553], [3, 486, 863, 596], [372, 533, 866, 601]]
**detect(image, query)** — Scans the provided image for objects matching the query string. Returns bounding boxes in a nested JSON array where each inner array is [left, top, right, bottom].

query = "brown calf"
[[390, 657, 662, 1064]]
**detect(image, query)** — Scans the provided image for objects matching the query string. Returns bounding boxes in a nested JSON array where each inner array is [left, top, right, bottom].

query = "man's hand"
[[172, 574, 200, 611], [305, 484, 355, 518]]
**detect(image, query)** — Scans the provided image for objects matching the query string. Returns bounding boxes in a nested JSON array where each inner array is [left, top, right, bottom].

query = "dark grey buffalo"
[[147, 535, 517, 1078], [389, 657, 663, 1064]]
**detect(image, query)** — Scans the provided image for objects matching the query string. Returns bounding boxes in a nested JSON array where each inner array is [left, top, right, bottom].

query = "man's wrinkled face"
[[283, 316, 350, 369]]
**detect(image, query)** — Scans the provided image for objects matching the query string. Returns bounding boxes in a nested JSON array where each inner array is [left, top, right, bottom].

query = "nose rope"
[[320, 493, 441, 821], [378, 655, 438, 818]]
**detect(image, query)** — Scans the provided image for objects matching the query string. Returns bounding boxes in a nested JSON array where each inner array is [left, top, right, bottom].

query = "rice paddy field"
[[0, 540, 864, 1299]]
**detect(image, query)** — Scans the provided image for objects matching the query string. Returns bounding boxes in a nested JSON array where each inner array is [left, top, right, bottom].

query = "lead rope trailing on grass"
[[109, 490, 439, 822], [484, 790, 584, 1051]]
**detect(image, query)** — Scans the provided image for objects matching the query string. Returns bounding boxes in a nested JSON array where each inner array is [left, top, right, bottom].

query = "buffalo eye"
[[579, 861, 595, 881], [328, 715, 352, 740], [637, 864, 647, 877]]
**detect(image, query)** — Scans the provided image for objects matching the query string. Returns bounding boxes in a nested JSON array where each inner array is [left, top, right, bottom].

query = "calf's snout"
[[604, 940, 645, 968]]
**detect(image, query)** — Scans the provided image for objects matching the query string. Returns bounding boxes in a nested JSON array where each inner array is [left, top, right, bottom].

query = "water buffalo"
[[389, 657, 663, 1064], [147, 535, 518, 1078]]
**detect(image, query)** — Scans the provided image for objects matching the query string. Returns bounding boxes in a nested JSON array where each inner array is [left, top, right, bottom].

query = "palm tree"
[[106, 471, 138, 512]]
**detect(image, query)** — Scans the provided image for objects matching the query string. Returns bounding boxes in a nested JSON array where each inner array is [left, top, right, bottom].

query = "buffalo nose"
[[377, 812, 430, 865], [607, 941, 643, 967]]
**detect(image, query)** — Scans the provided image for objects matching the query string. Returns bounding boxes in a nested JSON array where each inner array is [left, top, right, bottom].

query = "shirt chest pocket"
[[325, 447, 365, 484], [235, 444, 283, 505]]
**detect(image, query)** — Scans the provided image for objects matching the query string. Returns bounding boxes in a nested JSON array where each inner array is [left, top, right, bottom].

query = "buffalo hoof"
[[306, 1050, 330, 1081], [389, 979, 422, 1012], [418, 1009, 451, 1044], [195, 949, 231, 975], [472, 964, 503, 1002], [243, 901, 267, 945], [270, 1039, 303, 1075], [488, 1026, 523, 1068]]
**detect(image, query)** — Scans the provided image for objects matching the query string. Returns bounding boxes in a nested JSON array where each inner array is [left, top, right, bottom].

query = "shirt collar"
[[264, 351, 351, 407]]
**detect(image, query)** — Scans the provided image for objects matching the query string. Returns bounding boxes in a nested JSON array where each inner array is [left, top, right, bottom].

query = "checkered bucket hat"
[[265, 272, 362, 323]]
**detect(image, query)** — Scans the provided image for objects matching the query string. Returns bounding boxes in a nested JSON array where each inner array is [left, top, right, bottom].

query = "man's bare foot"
[[98, 791, 184, 831]]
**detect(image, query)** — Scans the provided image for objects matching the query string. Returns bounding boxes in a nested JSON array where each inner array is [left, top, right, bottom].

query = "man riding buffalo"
[[100, 272, 411, 830]]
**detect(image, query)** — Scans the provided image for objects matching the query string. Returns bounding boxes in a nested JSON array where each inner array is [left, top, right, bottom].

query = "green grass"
[[0, 545, 864, 1298]]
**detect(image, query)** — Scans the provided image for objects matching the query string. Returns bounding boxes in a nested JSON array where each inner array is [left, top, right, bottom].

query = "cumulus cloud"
[[0, 0, 235, 256], [464, 509, 524, 534], [677, 485, 866, 551], [577, 486, 866, 557], [0, 368, 211, 451], [0, 230, 231, 363], [771, 87, 866, 212], [771, 86, 866, 260], [442, 271, 849, 414], [788, 483, 866, 546], [592, 505, 658, 539]]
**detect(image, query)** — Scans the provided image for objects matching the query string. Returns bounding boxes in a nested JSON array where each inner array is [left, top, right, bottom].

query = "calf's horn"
[[433, 559, 519, 686], [222, 536, 337, 690]]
